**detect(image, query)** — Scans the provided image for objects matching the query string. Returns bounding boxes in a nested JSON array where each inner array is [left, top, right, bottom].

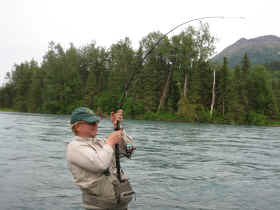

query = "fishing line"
[[118, 16, 245, 108], [115, 16, 245, 183]]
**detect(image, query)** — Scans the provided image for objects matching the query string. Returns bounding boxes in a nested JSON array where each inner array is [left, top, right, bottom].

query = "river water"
[[0, 111, 280, 210]]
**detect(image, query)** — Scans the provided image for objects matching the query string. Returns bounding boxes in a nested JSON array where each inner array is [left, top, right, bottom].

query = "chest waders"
[[82, 161, 134, 209]]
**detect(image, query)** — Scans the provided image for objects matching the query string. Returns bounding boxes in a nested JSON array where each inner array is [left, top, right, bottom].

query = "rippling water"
[[0, 111, 280, 210]]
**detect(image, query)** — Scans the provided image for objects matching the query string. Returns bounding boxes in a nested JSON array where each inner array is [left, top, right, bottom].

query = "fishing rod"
[[118, 16, 245, 108], [114, 16, 245, 182]]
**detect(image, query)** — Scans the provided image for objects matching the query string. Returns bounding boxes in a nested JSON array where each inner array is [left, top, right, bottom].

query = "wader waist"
[[82, 191, 129, 210]]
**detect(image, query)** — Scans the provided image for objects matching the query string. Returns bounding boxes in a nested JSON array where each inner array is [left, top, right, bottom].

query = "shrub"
[[248, 111, 267, 125]]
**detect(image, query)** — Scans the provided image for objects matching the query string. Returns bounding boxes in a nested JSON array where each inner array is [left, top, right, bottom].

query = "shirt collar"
[[74, 135, 96, 142]]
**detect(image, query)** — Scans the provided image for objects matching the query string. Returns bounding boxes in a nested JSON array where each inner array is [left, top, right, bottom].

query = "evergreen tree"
[[41, 42, 62, 113], [242, 52, 250, 73], [28, 61, 44, 112], [219, 57, 229, 117], [248, 65, 279, 120], [12, 62, 34, 112], [241, 53, 250, 123], [84, 69, 98, 108], [137, 32, 169, 112], [231, 65, 246, 123]]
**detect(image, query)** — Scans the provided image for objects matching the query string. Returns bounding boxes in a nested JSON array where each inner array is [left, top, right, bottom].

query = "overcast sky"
[[1, 0, 280, 85]]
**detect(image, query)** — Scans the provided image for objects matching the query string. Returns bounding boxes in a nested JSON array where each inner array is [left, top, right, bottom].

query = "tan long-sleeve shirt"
[[66, 131, 133, 192]]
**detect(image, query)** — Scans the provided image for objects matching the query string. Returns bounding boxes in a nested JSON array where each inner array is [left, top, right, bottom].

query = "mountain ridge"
[[212, 35, 280, 67]]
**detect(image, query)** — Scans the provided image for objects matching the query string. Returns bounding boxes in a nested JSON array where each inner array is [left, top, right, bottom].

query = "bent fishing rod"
[[114, 16, 245, 182]]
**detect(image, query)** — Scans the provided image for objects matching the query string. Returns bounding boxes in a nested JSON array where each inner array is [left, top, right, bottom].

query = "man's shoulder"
[[69, 136, 107, 146], [67, 136, 87, 149]]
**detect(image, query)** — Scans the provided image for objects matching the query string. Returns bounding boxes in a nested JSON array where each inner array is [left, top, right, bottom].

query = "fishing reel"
[[124, 143, 136, 159], [120, 130, 136, 159]]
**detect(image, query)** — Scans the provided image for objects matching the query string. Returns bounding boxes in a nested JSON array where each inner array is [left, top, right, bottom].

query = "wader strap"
[[112, 179, 121, 203]]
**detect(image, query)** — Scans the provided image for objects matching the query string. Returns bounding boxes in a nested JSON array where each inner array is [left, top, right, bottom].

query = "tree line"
[[1, 23, 279, 125]]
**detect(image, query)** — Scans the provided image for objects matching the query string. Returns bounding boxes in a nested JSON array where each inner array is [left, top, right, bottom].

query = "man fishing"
[[66, 107, 135, 210]]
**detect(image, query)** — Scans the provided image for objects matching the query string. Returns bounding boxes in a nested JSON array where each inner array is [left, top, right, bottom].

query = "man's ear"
[[75, 123, 82, 132]]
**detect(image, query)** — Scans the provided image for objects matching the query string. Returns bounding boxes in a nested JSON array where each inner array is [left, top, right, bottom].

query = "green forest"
[[1, 24, 280, 125]]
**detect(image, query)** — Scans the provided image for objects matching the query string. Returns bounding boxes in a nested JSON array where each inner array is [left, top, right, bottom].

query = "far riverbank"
[[1, 108, 280, 127]]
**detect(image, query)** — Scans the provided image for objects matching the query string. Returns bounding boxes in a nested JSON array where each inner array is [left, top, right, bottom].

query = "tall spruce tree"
[[231, 65, 246, 123], [28, 60, 44, 112], [220, 57, 229, 116], [241, 52, 250, 123], [12, 62, 34, 112]]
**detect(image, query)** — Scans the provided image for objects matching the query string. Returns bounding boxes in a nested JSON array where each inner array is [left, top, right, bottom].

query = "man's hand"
[[106, 130, 123, 147], [111, 109, 123, 129]]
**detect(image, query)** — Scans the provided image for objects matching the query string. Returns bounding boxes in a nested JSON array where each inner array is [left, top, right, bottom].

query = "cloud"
[[1, 0, 280, 84]]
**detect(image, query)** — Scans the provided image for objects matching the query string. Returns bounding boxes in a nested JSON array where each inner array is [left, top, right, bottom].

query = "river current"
[[0, 111, 280, 210]]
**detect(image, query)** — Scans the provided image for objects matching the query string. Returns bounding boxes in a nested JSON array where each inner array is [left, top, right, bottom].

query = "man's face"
[[77, 122, 98, 138]]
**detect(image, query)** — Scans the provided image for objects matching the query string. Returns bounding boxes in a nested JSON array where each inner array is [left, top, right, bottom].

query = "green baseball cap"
[[70, 107, 101, 124]]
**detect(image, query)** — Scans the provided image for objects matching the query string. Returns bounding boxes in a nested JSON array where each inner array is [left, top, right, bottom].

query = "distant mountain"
[[212, 35, 280, 67]]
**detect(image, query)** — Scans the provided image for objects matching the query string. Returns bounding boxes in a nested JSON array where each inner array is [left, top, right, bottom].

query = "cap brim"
[[84, 115, 101, 123]]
